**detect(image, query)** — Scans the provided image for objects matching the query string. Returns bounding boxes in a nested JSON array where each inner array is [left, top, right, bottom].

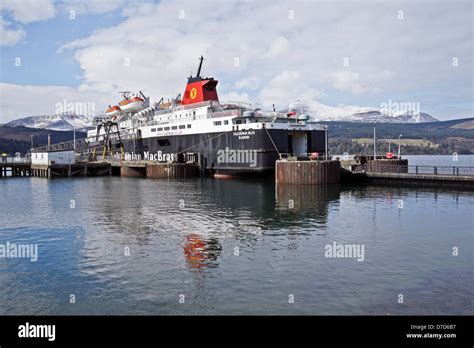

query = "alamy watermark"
[[0, 241, 38, 262], [18, 322, 55, 341], [217, 147, 258, 167], [324, 241, 365, 262], [380, 99, 420, 116], [55, 99, 96, 116]]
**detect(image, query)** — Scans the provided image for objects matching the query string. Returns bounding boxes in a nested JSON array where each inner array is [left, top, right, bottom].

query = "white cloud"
[[263, 36, 290, 59], [0, 83, 113, 123], [258, 71, 321, 108], [330, 71, 372, 95], [234, 77, 259, 90], [220, 92, 251, 104], [59, 0, 125, 16], [57, 1, 471, 109], [0, 0, 55, 47], [0, 16, 25, 46], [2, 0, 472, 120], [0, 0, 55, 24]]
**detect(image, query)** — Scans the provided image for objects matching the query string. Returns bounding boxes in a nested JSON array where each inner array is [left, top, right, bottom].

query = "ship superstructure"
[[87, 56, 328, 174]]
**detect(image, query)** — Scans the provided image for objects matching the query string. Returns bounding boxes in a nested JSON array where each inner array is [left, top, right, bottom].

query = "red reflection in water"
[[183, 234, 221, 269]]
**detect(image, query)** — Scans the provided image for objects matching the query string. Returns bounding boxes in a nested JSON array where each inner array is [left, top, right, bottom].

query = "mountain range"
[[3, 99, 440, 131], [287, 99, 439, 123], [6, 114, 94, 132]]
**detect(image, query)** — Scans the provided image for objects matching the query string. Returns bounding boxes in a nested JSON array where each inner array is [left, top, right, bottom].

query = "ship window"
[[157, 127, 163, 131], [171, 126, 178, 130], [164, 127, 170, 131], [236, 120, 242, 124], [179, 125, 185, 129], [151, 128, 156, 132], [213, 121, 222, 126], [193, 111, 196, 116], [187, 124, 191, 128], [158, 139, 170, 146], [224, 120, 229, 125]]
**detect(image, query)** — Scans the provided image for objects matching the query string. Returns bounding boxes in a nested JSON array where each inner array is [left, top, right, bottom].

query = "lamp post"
[[73, 114, 76, 151], [325, 125, 328, 160], [398, 134, 402, 157], [373, 126, 376, 159]]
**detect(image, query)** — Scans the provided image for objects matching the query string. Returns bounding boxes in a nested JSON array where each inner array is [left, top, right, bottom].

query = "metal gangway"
[[29, 126, 142, 159]]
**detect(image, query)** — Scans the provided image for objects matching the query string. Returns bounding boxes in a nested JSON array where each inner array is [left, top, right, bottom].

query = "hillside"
[[6, 114, 94, 132], [287, 99, 439, 123], [0, 126, 86, 155], [326, 118, 474, 155], [0, 117, 472, 156]]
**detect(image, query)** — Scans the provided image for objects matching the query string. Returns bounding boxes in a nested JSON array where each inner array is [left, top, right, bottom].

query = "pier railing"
[[0, 156, 31, 164], [365, 164, 474, 176], [280, 153, 331, 161]]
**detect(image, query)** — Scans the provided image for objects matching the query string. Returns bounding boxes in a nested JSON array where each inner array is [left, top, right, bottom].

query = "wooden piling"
[[276, 160, 341, 185], [146, 163, 199, 179], [120, 164, 146, 178]]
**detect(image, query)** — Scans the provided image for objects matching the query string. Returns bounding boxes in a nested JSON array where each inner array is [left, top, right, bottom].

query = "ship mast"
[[196, 55, 204, 78]]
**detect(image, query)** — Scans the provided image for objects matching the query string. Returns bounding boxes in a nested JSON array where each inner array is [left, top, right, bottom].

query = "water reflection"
[[2, 176, 471, 315], [183, 234, 222, 269]]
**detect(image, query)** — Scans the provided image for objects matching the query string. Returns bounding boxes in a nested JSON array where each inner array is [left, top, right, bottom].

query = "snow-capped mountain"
[[6, 114, 94, 132], [287, 99, 439, 123], [5, 99, 439, 131]]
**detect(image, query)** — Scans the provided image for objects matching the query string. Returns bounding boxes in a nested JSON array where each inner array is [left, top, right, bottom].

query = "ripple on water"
[[0, 176, 472, 314]]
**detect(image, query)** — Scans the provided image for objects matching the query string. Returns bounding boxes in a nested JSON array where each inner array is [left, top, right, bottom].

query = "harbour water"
[[0, 155, 472, 315]]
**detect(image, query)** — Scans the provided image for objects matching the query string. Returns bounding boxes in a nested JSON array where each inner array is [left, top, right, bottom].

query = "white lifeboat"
[[119, 96, 145, 112], [106, 105, 121, 118]]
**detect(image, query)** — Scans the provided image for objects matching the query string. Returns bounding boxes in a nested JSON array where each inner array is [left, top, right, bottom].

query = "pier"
[[274, 156, 474, 190], [2, 149, 473, 190], [117, 161, 199, 179], [276, 159, 341, 185], [26, 161, 199, 179], [0, 160, 31, 178], [363, 164, 474, 189], [30, 162, 112, 179]]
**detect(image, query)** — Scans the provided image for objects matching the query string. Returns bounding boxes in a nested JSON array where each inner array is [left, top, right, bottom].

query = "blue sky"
[[0, 0, 472, 122], [1, 11, 122, 86]]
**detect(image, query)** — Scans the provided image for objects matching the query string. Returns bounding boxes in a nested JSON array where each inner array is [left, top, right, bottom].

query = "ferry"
[[87, 56, 328, 174]]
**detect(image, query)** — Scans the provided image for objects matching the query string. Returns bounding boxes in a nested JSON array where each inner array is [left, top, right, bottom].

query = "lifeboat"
[[106, 105, 121, 117], [119, 96, 145, 112]]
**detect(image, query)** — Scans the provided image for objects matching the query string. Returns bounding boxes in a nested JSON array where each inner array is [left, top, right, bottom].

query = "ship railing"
[[210, 110, 241, 118], [222, 101, 253, 109], [178, 100, 220, 110]]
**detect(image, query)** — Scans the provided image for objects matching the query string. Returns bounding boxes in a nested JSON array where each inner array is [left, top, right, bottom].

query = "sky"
[[0, 0, 472, 123]]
